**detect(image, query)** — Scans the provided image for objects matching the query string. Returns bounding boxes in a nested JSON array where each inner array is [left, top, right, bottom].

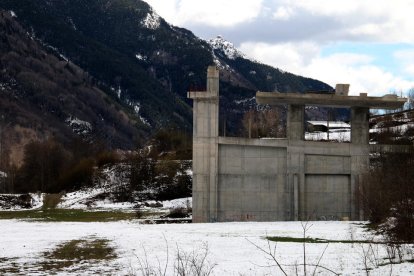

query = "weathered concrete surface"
[[218, 144, 287, 221], [188, 66, 219, 222], [189, 67, 405, 222], [256, 91, 406, 109]]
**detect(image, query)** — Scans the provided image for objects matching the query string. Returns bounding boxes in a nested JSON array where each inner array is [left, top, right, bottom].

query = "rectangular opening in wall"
[[219, 103, 287, 139], [304, 106, 350, 143]]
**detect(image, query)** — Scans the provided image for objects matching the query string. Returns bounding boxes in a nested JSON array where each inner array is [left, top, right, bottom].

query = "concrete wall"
[[217, 144, 287, 221], [190, 131, 365, 222], [189, 66, 368, 222]]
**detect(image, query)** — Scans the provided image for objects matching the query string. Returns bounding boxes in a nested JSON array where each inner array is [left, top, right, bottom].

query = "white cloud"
[[144, 0, 414, 96], [144, 0, 264, 27], [146, 0, 414, 44], [240, 42, 414, 96], [272, 7, 294, 21], [279, 0, 414, 43], [394, 49, 414, 76], [240, 41, 319, 71]]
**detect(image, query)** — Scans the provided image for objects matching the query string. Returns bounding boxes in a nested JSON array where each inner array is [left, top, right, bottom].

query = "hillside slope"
[[0, 0, 332, 158], [0, 11, 141, 164]]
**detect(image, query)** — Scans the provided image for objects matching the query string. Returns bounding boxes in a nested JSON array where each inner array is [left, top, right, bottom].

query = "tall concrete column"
[[350, 107, 369, 220], [287, 104, 304, 141], [286, 104, 304, 220], [351, 107, 369, 144], [188, 66, 219, 222]]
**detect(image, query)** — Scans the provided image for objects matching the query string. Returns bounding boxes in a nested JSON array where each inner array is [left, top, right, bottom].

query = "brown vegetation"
[[362, 149, 414, 242], [242, 108, 285, 138], [0, 11, 141, 169]]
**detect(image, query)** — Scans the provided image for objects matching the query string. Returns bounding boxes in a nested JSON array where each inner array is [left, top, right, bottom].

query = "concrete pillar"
[[207, 66, 219, 95], [293, 173, 299, 220], [287, 105, 305, 220], [350, 107, 369, 220], [189, 66, 219, 222], [351, 107, 369, 144], [287, 104, 304, 140]]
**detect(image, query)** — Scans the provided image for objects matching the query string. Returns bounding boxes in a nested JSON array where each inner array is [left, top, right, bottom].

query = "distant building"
[[307, 121, 350, 132]]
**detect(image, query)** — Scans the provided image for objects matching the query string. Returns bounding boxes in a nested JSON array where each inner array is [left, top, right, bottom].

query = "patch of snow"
[[141, 9, 161, 30], [0, 193, 43, 210], [162, 197, 191, 210], [212, 56, 224, 69], [58, 187, 106, 209], [135, 53, 147, 61], [93, 200, 135, 211], [308, 121, 351, 128], [305, 130, 350, 142], [234, 97, 255, 105], [58, 165, 129, 210], [65, 116, 92, 135], [110, 86, 122, 99], [30, 193, 44, 209], [10, 10, 16, 17], [370, 122, 414, 136], [1, 220, 412, 275], [113, 85, 122, 98], [0, 171, 7, 178], [58, 53, 69, 62], [38, 42, 70, 62], [68, 17, 77, 31], [125, 100, 151, 126], [185, 169, 193, 176], [133, 104, 140, 114], [208, 35, 246, 60]]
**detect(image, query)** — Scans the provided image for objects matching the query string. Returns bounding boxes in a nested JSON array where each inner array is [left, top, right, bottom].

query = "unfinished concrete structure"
[[188, 66, 406, 222]]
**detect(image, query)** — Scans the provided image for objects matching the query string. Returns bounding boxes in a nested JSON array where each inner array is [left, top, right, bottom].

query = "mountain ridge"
[[0, 0, 333, 165]]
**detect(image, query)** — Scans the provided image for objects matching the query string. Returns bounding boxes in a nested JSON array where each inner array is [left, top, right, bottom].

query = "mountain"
[[0, 0, 332, 162], [0, 11, 144, 165]]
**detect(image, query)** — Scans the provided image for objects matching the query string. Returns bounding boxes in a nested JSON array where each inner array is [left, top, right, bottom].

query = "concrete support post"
[[189, 66, 219, 222], [351, 107, 369, 144], [287, 104, 304, 141], [350, 107, 369, 220], [287, 104, 304, 220], [293, 174, 299, 220]]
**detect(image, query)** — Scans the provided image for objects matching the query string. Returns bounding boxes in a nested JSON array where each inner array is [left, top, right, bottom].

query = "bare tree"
[[242, 108, 283, 138], [406, 87, 414, 110]]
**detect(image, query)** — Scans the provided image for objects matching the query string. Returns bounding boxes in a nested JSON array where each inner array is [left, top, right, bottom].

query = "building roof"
[[307, 121, 350, 128]]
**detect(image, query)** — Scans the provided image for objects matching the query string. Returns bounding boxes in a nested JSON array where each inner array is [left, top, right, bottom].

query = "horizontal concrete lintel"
[[218, 136, 288, 147], [219, 173, 283, 177], [256, 91, 406, 109], [187, 91, 218, 100]]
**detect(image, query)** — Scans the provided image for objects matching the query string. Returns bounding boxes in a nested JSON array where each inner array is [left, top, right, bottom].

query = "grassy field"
[[0, 209, 138, 222], [0, 236, 120, 275]]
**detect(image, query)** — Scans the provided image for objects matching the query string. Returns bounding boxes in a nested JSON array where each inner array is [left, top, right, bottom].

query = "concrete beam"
[[256, 91, 406, 109]]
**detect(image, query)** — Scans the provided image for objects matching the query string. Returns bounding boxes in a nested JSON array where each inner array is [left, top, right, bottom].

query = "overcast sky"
[[144, 0, 414, 96]]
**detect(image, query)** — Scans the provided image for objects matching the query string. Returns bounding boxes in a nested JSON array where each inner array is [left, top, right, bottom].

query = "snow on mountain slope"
[[141, 8, 161, 29], [208, 35, 246, 60]]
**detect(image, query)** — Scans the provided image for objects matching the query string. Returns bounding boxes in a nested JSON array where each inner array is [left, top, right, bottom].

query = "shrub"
[[58, 158, 95, 191], [362, 149, 414, 242], [96, 151, 120, 167]]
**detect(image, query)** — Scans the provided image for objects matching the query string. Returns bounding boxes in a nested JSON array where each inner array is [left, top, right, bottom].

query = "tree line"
[[0, 129, 192, 202]]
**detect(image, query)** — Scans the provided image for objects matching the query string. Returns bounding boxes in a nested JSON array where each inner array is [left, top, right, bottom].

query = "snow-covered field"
[[305, 129, 350, 142], [1, 220, 413, 275]]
